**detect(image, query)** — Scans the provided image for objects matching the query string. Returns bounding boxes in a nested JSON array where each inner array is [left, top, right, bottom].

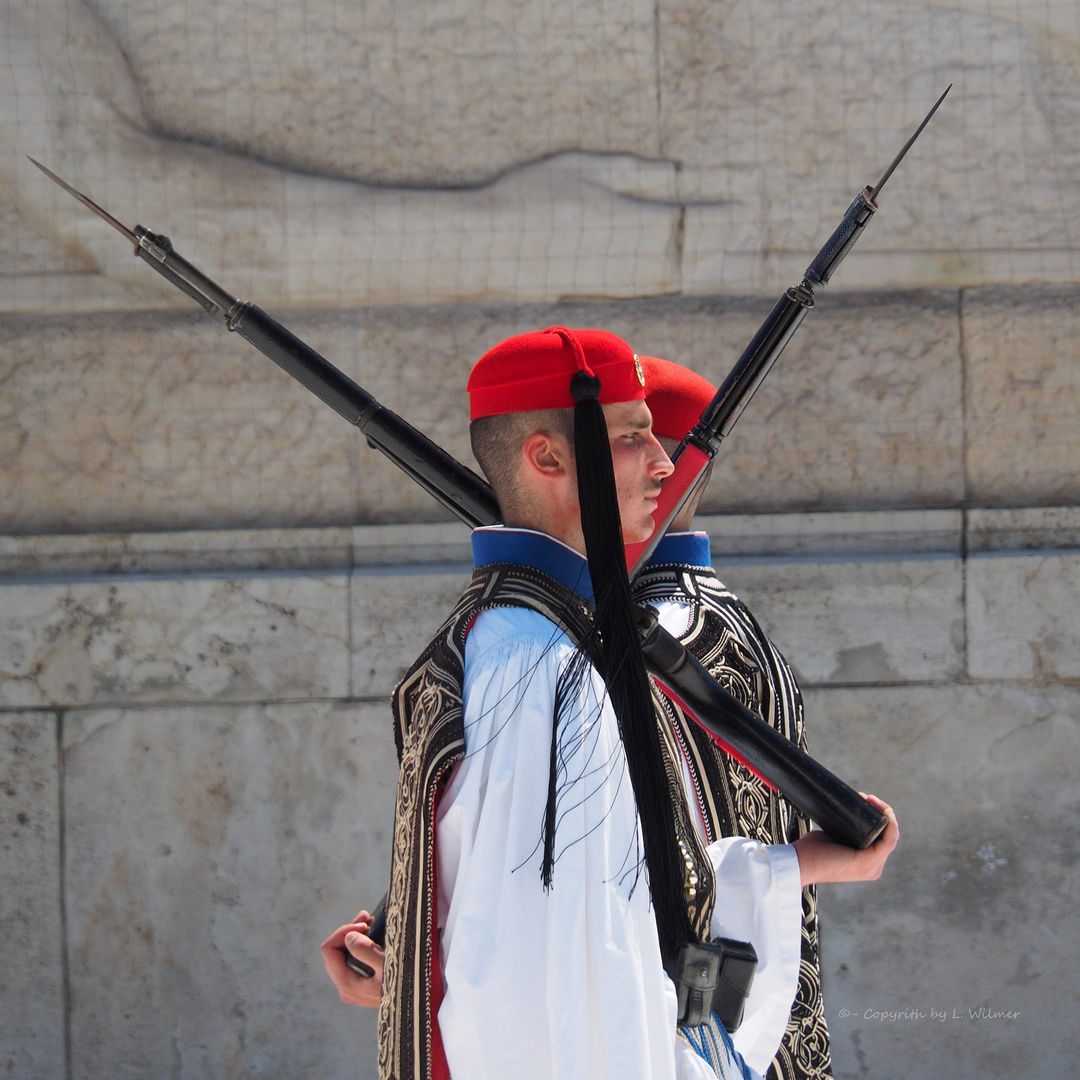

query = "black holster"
[[665, 938, 758, 1032]]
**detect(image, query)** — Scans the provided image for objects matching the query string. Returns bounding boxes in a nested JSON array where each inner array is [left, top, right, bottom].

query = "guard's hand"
[[321, 910, 384, 1007], [793, 794, 899, 886]]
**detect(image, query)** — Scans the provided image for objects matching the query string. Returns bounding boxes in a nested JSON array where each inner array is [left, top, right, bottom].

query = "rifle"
[[28, 92, 946, 851], [625, 84, 950, 572]]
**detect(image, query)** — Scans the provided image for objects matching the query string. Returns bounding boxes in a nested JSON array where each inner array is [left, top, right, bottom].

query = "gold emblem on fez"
[[634, 355, 645, 386]]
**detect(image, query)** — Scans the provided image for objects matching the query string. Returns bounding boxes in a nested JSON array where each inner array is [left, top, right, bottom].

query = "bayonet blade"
[[869, 84, 951, 202], [28, 157, 140, 248]]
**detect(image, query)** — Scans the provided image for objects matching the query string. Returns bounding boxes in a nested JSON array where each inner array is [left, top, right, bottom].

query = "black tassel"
[[542, 647, 594, 887], [571, 373, 694, 956], [542, 663, 566, 889]]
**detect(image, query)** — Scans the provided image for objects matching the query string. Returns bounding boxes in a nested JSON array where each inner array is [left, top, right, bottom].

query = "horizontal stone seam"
[[801, 677, 962, 691], [805, 676, 1080, 691], [0, 562, 475, 587], [13, 678, 1080, 717], [0, 695, 396, 716], [8, 544, 1080, 582]]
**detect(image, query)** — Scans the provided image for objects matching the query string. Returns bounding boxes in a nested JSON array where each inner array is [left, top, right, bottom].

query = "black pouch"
[[666, 938, 758, 1032]]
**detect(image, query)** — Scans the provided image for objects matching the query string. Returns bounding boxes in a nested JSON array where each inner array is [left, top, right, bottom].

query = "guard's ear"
[[520, 429, 572, 480]]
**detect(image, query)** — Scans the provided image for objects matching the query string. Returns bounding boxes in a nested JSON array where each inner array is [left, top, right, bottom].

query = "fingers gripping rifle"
[[30, 90, 947, 853]]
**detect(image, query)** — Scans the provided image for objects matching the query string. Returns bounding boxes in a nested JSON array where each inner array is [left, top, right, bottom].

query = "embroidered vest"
[[377, 562, 716, 1080], [633, 561, 834, 1080]]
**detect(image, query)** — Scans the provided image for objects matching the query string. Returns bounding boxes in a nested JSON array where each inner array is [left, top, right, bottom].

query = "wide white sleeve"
[[708, 838, 803, 1074], [435, 608, 679, 1080]]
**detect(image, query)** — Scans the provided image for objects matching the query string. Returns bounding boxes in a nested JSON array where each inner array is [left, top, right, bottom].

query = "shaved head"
[[470, 409, 575, 520]]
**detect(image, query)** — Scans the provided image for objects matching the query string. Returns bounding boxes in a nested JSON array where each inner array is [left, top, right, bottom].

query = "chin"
[[624, 518, 657, 544]]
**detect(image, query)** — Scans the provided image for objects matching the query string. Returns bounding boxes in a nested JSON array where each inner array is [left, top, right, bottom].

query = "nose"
[[647, 434, 674, 479]]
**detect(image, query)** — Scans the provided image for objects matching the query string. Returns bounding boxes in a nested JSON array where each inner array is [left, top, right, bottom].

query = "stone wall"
[[3, 1, 1080, 1078]]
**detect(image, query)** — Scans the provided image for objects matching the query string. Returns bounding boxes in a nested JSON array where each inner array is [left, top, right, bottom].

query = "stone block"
[[697, 509, 962, 559], [967, 551, 1080, 682], [0, 523, 474, 577], [967, 506, 1080, 554], [276, 155, 683, 306], [89, 0, 660, 187], [64, 700, 397, 1080], [352, 523, 473, 567], [351, 568, 472, 698], [804, 683, 1080, 1080], [0, 527, 355, 577], [18, 142, 683, 312], [679, 167, 765, 294], [0, 309, 364, 533], [720, 556, 964, 685], [0, 573, 350, 708], [0, 711, 65, 1080], [659, 0, 1080, 280], [963, 285, 1080, 508], [0, 296, 515, 530]]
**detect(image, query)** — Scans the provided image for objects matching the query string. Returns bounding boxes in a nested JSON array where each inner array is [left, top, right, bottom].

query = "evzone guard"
[[322, 329, 899, 1080]]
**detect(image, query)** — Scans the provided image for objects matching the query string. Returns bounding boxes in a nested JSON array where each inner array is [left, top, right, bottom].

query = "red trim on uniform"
[[652, 676, 780, 793], [428, 939, 450, 1080], [429, 777, 451, 1080]]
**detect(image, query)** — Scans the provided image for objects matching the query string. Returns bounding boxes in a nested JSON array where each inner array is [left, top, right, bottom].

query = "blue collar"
[[471, 527, 594, 601], [647, 532, 712, 569]]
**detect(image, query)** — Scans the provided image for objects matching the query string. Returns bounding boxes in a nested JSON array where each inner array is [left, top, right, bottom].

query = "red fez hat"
[[467, 327, 647, 420], [638, 355, 716, 441]]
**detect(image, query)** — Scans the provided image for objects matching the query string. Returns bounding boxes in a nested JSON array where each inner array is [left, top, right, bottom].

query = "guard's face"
[[603, 400, 673, 543]]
